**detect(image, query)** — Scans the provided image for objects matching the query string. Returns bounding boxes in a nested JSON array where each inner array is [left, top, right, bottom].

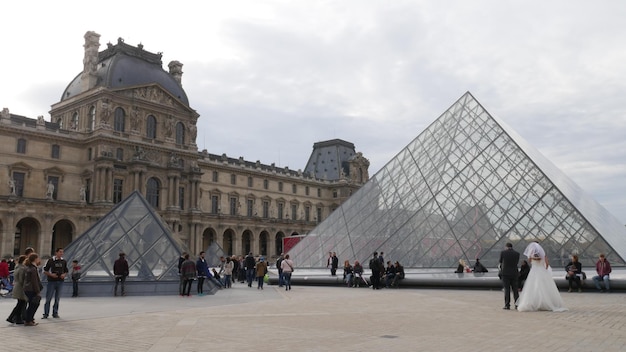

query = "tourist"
[[565, 255, 583, 293], [196, 251, 209, 296], [23, 253, 43, 326], [42, 247, 68, 319], [6, 255, 27, 325], [113, 252, 129, 296], [71, 260, 81, 297], [281, 254, 294, 291], [592, 254, 612, 292], [256, 256, 268, 290]]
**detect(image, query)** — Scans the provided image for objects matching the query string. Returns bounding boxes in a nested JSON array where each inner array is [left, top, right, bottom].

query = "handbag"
[[263, 273, 269, 283]]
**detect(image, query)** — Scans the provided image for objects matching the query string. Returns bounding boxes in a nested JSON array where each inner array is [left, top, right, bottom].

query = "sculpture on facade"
[[8, 178, 16, 196], [46, 181, 55, 199], [79, 185, 86, 202]]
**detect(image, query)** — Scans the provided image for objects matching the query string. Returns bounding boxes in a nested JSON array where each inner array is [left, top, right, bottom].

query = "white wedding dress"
[[516, 258, 567, 312]]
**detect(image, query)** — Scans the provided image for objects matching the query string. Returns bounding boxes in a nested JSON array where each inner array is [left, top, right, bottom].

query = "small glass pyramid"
[[63, 191, 189, 281], [289, 92, 626, 269]]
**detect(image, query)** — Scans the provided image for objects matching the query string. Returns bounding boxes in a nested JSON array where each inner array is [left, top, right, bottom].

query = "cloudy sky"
[[2, 1, 625, 224]]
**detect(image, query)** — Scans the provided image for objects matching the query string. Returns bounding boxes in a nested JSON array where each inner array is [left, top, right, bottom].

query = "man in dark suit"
[[499, 242, 520, 310]]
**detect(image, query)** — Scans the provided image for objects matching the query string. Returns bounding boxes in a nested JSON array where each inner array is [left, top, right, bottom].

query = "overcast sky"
[[2, 1, 625, 224]]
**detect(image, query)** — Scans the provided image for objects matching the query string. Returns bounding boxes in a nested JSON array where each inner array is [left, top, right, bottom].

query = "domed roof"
[[61, 38, 189, 106]]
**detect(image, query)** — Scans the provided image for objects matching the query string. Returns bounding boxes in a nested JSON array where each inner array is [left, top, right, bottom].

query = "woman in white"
[[516, 242, 567, 312]]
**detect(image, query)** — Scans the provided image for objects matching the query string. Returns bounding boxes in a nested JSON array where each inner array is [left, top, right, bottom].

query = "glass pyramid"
[[63, 191, 189, 281], [289, 92, 626, 269]]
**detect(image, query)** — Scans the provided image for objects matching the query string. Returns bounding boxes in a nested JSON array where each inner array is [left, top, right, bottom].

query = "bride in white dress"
[[516, 242, 568, 312]]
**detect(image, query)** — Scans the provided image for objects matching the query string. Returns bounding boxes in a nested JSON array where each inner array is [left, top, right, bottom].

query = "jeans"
[[283, 272, 292, 289], [115, 275, 126, 295], [44, 280, 63, 316], [224, 275, 232, 288], [7, 299, 27, 323], [182, 279, 193, 295], [278, 269, 284, 286], [257, 276, 264, 289], [344, 273, 353, 286], [593, 275, 610, 291], [246, 268, 255, 286], [24, 291, 40, 323], [72, 279, 79, 297]]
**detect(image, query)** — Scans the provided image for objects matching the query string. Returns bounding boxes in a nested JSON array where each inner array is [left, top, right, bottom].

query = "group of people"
[[177, 251, 296, 296], [454, 258, 489, 274], [5, 247, 70, 326], [337, 251, 405, 289], [500, 241, 613, 312]]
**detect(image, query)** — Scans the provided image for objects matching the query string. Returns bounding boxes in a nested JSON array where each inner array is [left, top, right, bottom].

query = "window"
[[230, 197, 238, 215], [47, 176, 59, 200], [56, 117, 63, 129], [212, 171, 218, 182], [317, 207, 322, 222], [71, 112, 79, 130], [146, 115, 157, 139], [179, 187, 185, 210], [211, 195, 219, 214], [247, 176, 253, 187], [17, 138, 26, 154], [292, 184, 297, 194], [116, 148, 124, 161], [51, 145, 60, 159], [113, 179, 123, 203], [88, 106, 96, 131], [262, 201, 269, 218], [176, 122, 185, 144], [278, 182, 283, 192], [263, 179, 269, 190], [305, 206, 311, 222], [291, 204, 297, 220], [278, 203, 284, 219], [333, 189, 338, 198], [146, 177, 160, 208], [12, 172, 25, 197], [247, 199, 254, 217], [231, 174, 236, 185], [317, 188, 321, 197], [87, 148, 92, 161], [114, 107, 126, 132], [305, 186, 309, 196]]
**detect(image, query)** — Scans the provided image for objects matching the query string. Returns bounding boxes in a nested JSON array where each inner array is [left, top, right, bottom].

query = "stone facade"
[[0, 32, 369, 260]]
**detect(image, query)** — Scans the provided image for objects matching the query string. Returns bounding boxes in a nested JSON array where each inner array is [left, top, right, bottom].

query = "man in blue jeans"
[[244, 252, 256, 287], [42, 248, 68, 319]]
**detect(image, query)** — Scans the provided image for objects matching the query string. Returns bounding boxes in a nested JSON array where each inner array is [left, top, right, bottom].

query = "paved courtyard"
[[1, 283, 625, 351]]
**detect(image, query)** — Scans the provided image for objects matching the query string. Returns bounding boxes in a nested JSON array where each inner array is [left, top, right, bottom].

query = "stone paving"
[[1, 283, 625, 351]]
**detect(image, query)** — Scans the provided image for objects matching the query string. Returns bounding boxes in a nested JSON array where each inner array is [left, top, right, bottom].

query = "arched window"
[[88, 106, 96, 131], [114, 107, 126, 132], [56, 117, 64, 129], [176, 122, 185, 145], [146, 177, 160, 208], [146, 115, 157, 139], [71, 112, 79, 130]]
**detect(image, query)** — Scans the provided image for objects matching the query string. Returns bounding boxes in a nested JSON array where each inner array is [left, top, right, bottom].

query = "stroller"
[[0, 277, 13, 297]]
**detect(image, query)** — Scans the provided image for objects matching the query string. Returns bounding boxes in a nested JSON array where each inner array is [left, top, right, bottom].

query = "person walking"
[[42, 247, 68, 319], [6, 255, 27, 325], [23, 253, 43, 326], [281, 254, 294, 291], [256, 257, 268, 290], [244, 252, 256, 288], [113, 252, 129, 296], [498, 243, 520, 310], [223, 257, 234, 289], [330, 252, 339, 276], [276, 253, 285, 287]]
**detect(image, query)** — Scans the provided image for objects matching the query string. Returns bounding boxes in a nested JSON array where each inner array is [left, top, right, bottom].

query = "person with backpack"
[[276, 253, 284, 287]]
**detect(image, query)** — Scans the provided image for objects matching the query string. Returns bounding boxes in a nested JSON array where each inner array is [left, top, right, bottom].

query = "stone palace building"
[[0, 31, 370, 259]]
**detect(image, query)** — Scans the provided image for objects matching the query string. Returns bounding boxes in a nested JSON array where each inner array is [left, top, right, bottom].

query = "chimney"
[[81, 31, 101, 92], [168, 60, 183, 86]]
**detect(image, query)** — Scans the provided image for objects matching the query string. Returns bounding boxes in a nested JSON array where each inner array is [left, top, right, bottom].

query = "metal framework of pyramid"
[[63, 191, 189, 282], [289, 92, 626, 270]]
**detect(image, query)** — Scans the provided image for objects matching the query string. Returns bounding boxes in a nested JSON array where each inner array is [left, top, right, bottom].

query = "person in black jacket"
[[369, 252, 383, 290], [113, 252, 129, 296], [330, 252, 339, 276], [565, 255, 583, 292], [244, 253, 256, 287], [499, 243, 520, 310]]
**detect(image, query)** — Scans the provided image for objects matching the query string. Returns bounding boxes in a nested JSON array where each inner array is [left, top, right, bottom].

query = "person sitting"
[[352, 261, 365, 287], [565, 255, 583, 292], [342, 260, 353, 287], [390, 261, 405, 288], [384, 261, 396, 288], [518, 260, 530, 289], [592, 254, 611, 292], [473, 258, 488, 273], [454, 259, 469, 273]]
